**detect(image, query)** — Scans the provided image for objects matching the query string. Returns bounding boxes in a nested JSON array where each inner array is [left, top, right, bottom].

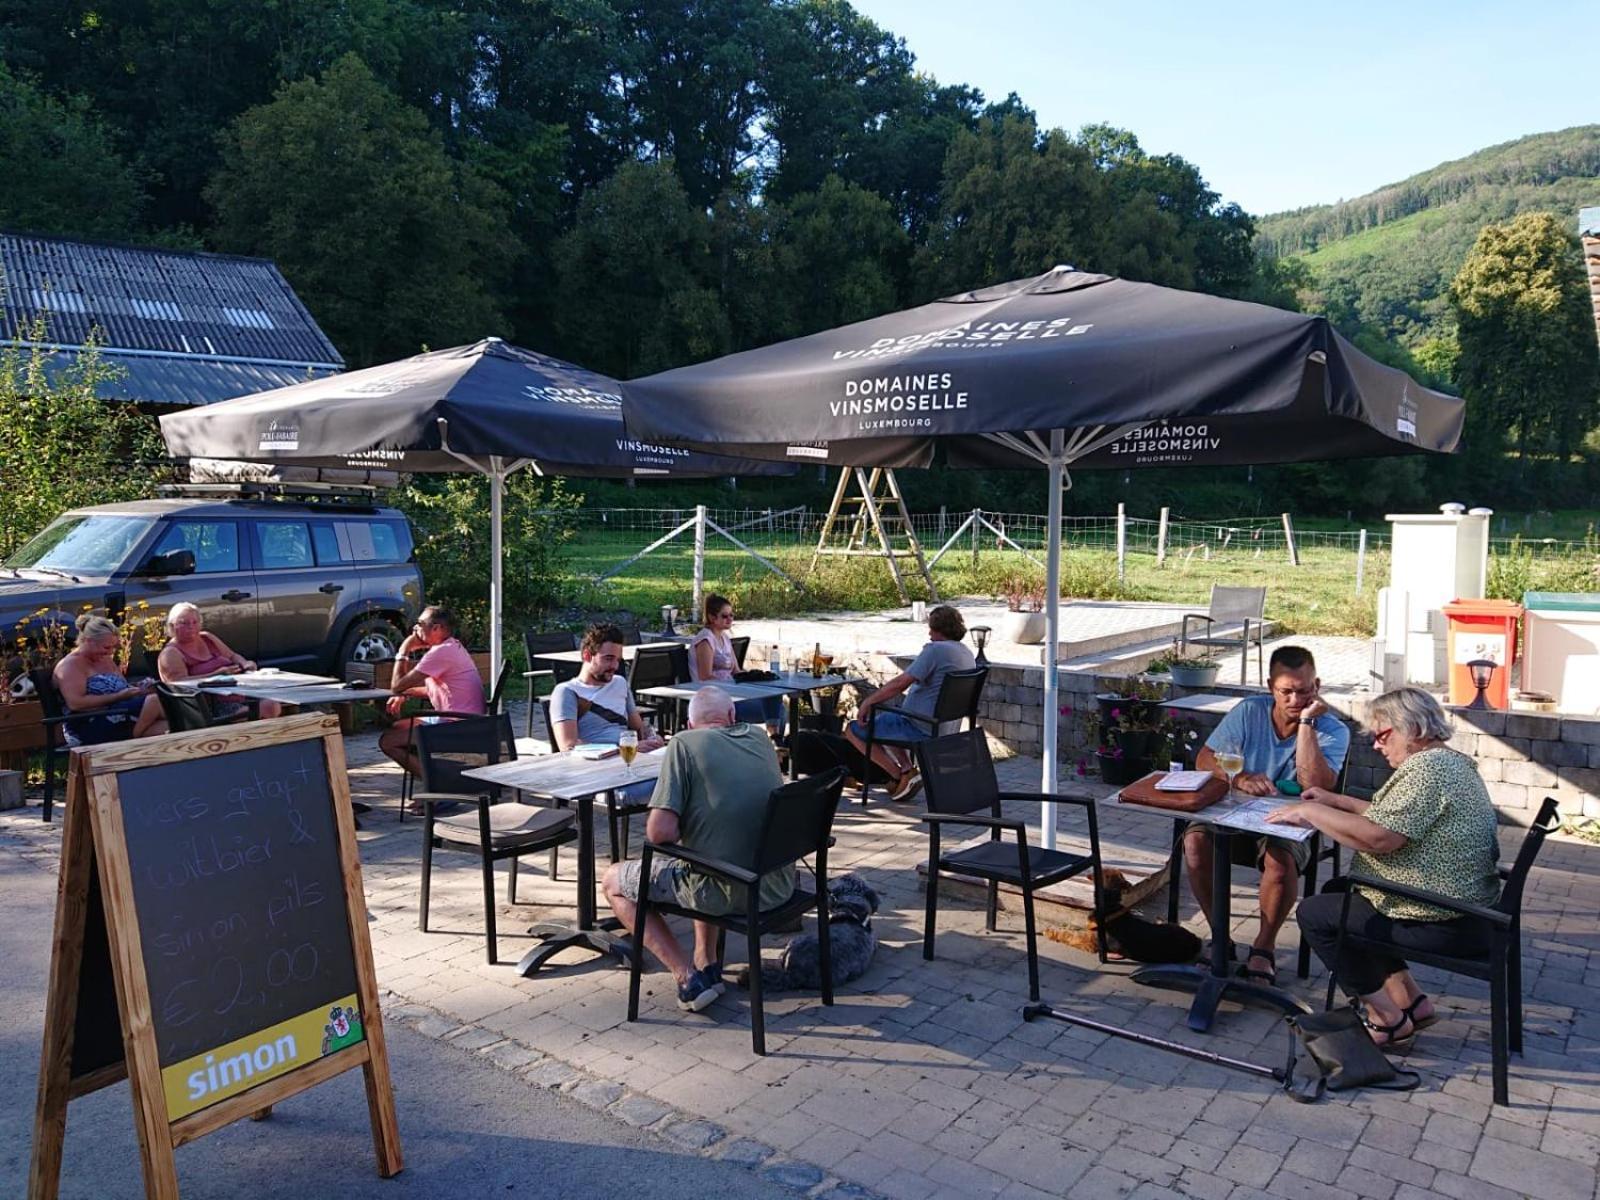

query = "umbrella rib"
[[984, 431, 1049, 464]]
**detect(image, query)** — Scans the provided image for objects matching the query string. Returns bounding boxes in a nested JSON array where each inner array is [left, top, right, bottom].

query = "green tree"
[[1449, 212, 1600, 461], [205, 55, 513, 366], [0, 331, 165, 558], [551, 160, 729, 376], [0, 66, 144, 238]]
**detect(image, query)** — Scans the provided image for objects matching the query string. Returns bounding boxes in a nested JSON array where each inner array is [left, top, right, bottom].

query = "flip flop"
[[1403, 994, 1439, 1031], [1362, 1008, 1417, 1050], [1237, 947, 1278, 987]]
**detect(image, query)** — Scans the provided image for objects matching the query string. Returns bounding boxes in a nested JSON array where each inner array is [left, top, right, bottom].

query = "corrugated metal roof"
[[25, 348, 340, 407], [0, 231, 344, 370]]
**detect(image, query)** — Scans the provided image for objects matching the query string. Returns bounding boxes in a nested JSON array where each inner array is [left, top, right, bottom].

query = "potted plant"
[[996, 570, 1048, 645], [1169, 652, 1221, 688], [1075, 693, 1201, 785]]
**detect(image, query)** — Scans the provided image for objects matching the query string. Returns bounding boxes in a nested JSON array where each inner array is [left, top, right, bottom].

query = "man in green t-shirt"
[[601, 685, 786, 1013]]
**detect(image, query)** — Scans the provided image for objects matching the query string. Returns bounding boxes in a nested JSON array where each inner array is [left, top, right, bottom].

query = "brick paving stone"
[[1251, 1095, 1369, 1148], [1468, 1134, 1596, 1200], [446, 1024, 504, 1050], [1429, 1170, 1525, 1200], [971, 1125, 1094, 1193], [1282, 1140, 1346, 1180], [1348, 1146, 1435, 1189], [762, 1162, 826, 1191], [570, 1078, 625, 1110], [1263, 1171, 1328, 1200], [1334, 1164, 1400, 1200], [1215, 1145, 1282, 1189], [661, 1118, 726, 1150], [611, 1093, 675, 1128], [1067, 1165, 1140, 1197]]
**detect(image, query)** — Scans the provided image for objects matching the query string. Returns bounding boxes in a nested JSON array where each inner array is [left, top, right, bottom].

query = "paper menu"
[[1212, 797, 1313, 842]]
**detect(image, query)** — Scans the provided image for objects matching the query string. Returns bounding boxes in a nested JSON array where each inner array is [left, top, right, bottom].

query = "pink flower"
[[1111, 746, 1124, 759], [1167, 709, 1179, 718], [1111, 707, 1122, 719], [1059, 704, 1074, 716], [1075, 759, 1088, 777]]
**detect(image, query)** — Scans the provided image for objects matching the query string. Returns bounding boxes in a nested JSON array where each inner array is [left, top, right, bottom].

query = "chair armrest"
[[1181, 613, 1214, 631], [920, 812, 1025, 833], [412, 790, 486, 808], [1341, 871, 1511, 928], [523, 669, 554, 680], [646, 840, 759, 885], [998, 790, 1096, 811]]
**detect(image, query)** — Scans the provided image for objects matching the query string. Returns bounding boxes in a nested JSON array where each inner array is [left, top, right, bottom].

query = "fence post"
[[939, 505, 947, 540], [1116, 503, 1127, 584], [692, 504, 707, 619], [1355, 528, 1368, 594], [970, 508, 981, 568], [1282, 512, 1300, 567], [1156, 506, 1170, 566]]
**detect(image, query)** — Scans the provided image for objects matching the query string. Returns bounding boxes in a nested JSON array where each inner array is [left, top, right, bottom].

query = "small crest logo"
[[259, 420, 299, 452]]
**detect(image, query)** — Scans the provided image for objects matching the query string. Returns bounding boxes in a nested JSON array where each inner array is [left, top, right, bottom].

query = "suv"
[[1, 485, 423, 676]]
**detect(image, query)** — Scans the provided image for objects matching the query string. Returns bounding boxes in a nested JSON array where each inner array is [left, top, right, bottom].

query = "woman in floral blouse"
[[1266, 687, 1500, 1047]]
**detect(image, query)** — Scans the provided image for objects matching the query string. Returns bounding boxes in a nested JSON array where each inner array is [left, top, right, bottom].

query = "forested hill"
[[1253, 126, 1600, 347]]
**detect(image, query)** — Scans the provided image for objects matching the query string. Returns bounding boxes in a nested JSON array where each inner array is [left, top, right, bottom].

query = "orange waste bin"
[[1442, 599, 1522, 709]]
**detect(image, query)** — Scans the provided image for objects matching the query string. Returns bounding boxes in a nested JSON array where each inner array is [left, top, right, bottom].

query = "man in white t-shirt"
[[549, 625, 664, 812]]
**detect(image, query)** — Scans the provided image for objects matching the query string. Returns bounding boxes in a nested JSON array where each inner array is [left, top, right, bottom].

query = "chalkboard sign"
[[29, 715, 400, 1200], [118, 740, 363, 1117]]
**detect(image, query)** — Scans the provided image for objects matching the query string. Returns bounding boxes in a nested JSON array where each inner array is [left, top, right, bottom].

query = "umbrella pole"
[[490, 465, 504, 686], [1040, 431, 1065, 851]]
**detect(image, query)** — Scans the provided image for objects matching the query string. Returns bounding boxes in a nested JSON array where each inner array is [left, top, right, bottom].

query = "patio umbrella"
[[622, 266, 1464, 845], [160, 337, 792, 677]]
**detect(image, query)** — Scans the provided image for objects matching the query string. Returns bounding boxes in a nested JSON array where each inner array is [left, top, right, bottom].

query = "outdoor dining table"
[[1108, 786, 1313, 1031], [462, 746, 667, 978], [531, 641, 681, 667], [636, 671, 861, 779]]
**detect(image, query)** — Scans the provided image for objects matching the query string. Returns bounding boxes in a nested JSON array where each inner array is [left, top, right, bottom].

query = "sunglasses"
[[1371, 726, 1396, 747]]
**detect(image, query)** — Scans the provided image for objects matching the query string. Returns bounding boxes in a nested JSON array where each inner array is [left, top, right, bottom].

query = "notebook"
[[1156, 770, 1214, 792]]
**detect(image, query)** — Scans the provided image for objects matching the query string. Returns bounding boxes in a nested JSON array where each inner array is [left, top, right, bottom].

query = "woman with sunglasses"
[[1266, 686, 1499, 1048], [688, 595, 784, 732]]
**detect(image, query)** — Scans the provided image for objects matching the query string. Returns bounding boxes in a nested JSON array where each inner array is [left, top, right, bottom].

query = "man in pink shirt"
[[379, 606, 487, 794]]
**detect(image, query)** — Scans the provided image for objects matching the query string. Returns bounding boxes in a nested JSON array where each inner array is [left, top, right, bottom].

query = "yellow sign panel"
[[162, 994, 365, 1120]]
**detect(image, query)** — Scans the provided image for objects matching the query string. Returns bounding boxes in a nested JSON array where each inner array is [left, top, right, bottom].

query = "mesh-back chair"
[[1180, 585, 1268, 684], [415, 714, 578, 964], [1322, 796, 1559, 1107], [154, 683, 215, 732], [1164, 756, 1349, 981], [628, 645, 688, 733], [860, 666, 987, 802], [731, 636, 751, 670], [522, 630, 579, 737], [27, 668, 74, 824], [622, 625, 644, 646], [627, 766, 847, 1054], [916, 730, 1108, 1001]]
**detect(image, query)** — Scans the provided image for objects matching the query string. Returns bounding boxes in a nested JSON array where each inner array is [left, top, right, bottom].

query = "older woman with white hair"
[[1266, 687, 1500, 1047], [157, 602, 282, 719]]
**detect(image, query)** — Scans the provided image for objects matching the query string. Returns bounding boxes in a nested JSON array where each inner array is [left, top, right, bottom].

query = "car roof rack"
[[157, 481, 381, 507]]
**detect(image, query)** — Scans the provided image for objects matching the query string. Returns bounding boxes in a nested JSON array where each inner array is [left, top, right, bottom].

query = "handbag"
[[1118, 771, 1230, 813], [733, 669, 779, 683], [1283, 1004, 1421, 1103]]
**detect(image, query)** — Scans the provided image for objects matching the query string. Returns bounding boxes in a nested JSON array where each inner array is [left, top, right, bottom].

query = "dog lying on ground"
[[1046, 867, 1202, 964], [733, 874, 880, 992]]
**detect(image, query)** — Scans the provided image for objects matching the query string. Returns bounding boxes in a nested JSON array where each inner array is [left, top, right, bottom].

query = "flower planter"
[[1095, 694, 1158, 732], [1111, 728, 1160, 759], [1170, 664, 1221, 688], [1005, 611, 1048, 645], [1095, 749, 1151, 786]]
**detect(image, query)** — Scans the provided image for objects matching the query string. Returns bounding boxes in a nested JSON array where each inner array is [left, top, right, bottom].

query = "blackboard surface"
[[117, 740, 360, 1069], [68, 857, 125, 1079]]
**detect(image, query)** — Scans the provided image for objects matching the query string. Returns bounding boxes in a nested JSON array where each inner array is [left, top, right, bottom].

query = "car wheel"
[[339, 617, 403, 668]]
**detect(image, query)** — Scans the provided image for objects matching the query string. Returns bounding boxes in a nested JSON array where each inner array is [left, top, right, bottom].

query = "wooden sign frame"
[[29, 714, 401, 1199]]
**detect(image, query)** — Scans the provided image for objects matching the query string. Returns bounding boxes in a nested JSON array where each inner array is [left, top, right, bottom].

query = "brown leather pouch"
[[1118, 771, 1229, 812]]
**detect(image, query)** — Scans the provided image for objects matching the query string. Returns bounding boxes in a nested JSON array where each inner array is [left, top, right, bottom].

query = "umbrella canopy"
[[160, 338, 791, 675], [622, 266, 1464, 846]]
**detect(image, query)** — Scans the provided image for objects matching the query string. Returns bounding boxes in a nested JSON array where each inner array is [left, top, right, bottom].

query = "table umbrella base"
[[1131, 963, 1310, 1032], [517, 918, 633, 977]]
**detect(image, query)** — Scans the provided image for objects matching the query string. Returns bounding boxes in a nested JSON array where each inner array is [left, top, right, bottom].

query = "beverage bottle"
[[812, 641, 822, 677], [768, 643, 781, 675]]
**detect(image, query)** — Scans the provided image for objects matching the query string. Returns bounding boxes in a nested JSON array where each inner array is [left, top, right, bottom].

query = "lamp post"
[[969, 624, 992, 667], [1466, 659, 1497, 709]]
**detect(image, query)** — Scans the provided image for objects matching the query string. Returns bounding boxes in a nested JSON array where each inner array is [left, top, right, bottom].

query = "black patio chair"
[[415, 714, 578, 965], [154, 683, 216, 732], [399, 659, 515, 821], [522, 630, 579, 737], [27, 668, 73, 824], [1322, 795, 1559, 1107], [916, 729, 1108, 1001], [628, 645, 688, 733], [626, 766, 847, 1054], [731, 635, 751, 670], [860, 666, 987, 803]]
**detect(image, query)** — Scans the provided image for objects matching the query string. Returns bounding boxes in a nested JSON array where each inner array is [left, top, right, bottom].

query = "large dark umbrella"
[[623, 266, 1464, 842], [161, 338, 791, 675]]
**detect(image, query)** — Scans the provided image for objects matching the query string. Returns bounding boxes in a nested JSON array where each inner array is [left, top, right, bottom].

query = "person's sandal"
[[1237, 948, 1278, 986], [1402, 994, 1439, 1031], [1362, 1009, 1416, 1049], [889, 770, 923, 803]]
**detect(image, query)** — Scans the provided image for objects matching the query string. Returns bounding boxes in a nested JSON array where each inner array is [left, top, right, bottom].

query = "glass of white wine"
[[1216, 743, 1244, 791], [618, 730, 639, 778]]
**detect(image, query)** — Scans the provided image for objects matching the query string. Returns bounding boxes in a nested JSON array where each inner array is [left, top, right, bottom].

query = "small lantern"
[[969, 624, 992, 667], [660, 604, 678, 636], [1466, 659, 1497, 710]]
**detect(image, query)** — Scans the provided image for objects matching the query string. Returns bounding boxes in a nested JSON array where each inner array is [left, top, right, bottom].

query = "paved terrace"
[[9, 710, 1599, 1200]]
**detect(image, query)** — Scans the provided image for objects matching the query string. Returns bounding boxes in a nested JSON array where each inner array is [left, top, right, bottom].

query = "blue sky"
[[848, 0, 1595, 216]]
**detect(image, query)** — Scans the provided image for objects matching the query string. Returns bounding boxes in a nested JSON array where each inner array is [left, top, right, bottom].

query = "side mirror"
[[147, 549, 196, 576]]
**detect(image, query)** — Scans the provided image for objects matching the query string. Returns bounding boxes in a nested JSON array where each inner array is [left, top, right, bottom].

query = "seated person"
[[156, 601, 281, 720], [1269, 687, 1499, 1046], [380, 605, 486, 795], [845, 603, 976, 803], [549, 622, 665, 760], [1185, 644, 1350, 985], [54, 614, 166, 746], [688, 594, 784, 733], [601, 685, 786, 1013]]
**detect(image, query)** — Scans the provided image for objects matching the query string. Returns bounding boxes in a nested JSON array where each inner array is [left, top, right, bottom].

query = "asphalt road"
[[0, 832, 786, 1200]]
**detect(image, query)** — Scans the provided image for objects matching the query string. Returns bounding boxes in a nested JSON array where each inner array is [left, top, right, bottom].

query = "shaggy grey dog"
[[734, 874, 880, 993]]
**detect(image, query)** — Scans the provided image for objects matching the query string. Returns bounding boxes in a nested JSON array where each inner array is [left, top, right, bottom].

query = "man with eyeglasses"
[[1183, 644, 1350, 986]]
